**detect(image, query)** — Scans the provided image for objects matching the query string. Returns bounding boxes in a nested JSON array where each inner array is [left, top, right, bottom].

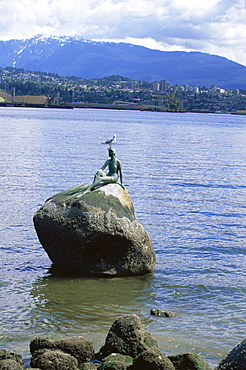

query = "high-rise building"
[[160, 80, 167, 92], [152, 82, 160, 91]]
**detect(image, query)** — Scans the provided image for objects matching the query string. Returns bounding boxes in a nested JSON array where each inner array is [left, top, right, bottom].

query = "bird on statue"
[[102, 134, 116, 147]]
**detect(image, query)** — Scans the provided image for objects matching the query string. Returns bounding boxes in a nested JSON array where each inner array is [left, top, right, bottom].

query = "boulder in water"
[[33, 183, 156, 276]]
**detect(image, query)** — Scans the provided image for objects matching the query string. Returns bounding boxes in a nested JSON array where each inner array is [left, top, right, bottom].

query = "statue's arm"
[[101, 160, 109, 170], [118, 161, 123, 184]]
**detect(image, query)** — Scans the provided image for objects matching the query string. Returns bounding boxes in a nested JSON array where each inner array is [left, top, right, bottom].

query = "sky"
[[1, 0, 246, 66]]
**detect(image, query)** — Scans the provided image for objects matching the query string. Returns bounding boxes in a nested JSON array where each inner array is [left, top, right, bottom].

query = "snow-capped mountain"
[[0, 35, 246, 89]]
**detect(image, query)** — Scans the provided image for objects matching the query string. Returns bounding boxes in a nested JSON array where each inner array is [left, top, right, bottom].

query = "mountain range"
[[0, 35, 246, 90]]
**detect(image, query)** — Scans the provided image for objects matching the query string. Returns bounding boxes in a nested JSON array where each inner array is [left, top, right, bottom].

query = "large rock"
[[30, 349, 79, 370], [33, 183, 156, 276], [0, 350, 24, 370], [98, 314, 159, 359], [30, 336, 94, 365]]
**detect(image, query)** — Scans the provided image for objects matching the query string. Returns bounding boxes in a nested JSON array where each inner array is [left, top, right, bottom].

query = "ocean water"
[[0, 107, 245, 368]]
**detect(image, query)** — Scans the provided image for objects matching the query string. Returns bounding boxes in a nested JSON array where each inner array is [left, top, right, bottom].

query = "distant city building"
[[209, 84, 217, 96], [160, 80, 167, 92], [121, 81, 128, 89], [127, 81, 134, 89], [121, 81, 134, 89], [218, 88, 226, 94], [152, 82, 160, 91]]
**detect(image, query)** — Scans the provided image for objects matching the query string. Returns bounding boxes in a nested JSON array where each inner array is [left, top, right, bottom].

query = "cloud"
[[0, 0, 246, 66]]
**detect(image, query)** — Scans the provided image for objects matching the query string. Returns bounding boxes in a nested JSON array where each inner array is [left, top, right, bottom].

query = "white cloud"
[[0, 0, 246, 66]]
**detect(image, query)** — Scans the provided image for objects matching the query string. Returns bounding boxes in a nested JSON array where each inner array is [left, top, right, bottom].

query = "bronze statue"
[[89, 147, 124, 191]]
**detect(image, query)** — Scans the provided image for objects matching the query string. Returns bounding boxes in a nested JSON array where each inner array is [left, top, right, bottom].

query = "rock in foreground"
[[30, 336, 94, 365], [33, 183, 156, 276], [98, 314, 159, 359], [217, 338, 246, 369], [0, 350, 24, 370], [168, 353, 211, 369]]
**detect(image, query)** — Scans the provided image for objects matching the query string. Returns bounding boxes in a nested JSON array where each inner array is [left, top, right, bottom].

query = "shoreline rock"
[[216, 338, 246, 369], [150, 308, 179, 318], [97, 314, 159, 359], [33, 183, 156, 277], [2, 314, 245, 369], [30, 336, 94, 366]]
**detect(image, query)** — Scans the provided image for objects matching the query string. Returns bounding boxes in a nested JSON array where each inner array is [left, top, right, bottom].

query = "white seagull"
[[102, 134, 117, 146]]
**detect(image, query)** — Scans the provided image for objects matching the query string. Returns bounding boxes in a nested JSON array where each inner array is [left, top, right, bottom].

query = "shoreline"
[[1, 313, 245, 370], [0, 101, 228, 114]]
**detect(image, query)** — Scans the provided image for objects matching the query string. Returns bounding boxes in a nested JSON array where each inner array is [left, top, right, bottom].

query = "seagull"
[[102, 134, 117, 146]]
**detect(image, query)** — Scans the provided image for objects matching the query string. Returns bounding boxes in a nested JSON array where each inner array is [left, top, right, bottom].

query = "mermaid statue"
[[89, 147, 124, 191], [49, 145, 124, 203]]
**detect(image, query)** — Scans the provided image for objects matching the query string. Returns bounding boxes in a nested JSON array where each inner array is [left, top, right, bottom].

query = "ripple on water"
[[0, 108, 245, 369]]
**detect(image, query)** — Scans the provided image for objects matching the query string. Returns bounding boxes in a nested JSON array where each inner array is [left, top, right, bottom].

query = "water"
[[0, 107, 245, 368]]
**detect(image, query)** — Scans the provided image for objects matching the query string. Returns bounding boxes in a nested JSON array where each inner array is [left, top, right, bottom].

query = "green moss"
[[30, 337, 55, 355], [168, 353, 211, 370], [48, 183, 135, 221], [101, 353, 133, 369], [48, 183, 91, 204], [80, 191, 135, 220]]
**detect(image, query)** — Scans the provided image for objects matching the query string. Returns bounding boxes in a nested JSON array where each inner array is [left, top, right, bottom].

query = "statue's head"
[[108, 148, 116, 156]]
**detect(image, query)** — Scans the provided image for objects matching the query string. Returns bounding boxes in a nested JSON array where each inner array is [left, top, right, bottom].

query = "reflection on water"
[[30, 273, 155, 340]]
